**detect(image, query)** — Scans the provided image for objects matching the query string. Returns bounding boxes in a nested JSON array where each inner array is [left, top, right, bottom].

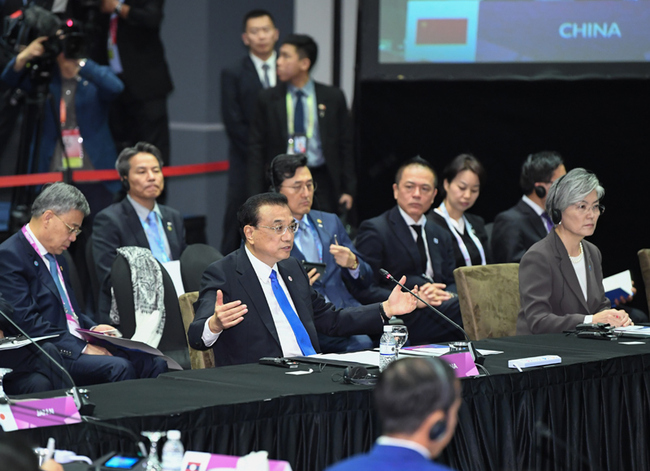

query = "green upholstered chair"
[[178, 291, 215, 369], [453, 263, 520, 340]]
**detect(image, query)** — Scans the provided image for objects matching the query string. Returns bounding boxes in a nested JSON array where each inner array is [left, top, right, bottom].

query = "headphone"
[[121, 176, 130, 192], [341, 366, 378, 386], [549, 173, 567, 225], [533, 185, 546, 199], [426, 357, 454, 441]]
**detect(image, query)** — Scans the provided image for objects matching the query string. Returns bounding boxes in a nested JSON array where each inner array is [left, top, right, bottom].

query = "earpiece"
[[121, 177, 130, 192], [342, 366, 378, 386], [533, 185, 546, 199], [429, 419, 447, 441]]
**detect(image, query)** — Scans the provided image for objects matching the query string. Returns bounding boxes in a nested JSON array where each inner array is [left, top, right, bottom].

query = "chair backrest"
[[111, 252, 191, 370], [85, 233, 100, 315], [453, 263, 520, 340], [180, 243, 224, 292], [638, 249, 650, 314], [178, 291, 215, 369]]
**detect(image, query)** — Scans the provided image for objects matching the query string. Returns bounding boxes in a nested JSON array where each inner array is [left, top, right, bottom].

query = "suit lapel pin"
[[433, 238, 439, 244], [318, 104, 326, 118], [34, 260, 39, 266], [317, 219, 323, 228], [167, 222, 172, 231], [288, 276, 293, 282]]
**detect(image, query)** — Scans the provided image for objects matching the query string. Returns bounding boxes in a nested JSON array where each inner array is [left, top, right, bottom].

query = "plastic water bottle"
[[161, 430, 184, 471], [379, 325, 397, 372]]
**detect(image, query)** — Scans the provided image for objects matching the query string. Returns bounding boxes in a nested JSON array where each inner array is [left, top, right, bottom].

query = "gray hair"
[[31, 182, 90, 217], [546, 168, 604, 215]]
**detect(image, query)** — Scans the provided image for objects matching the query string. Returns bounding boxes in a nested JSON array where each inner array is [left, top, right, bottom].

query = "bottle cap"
[[167, 430, 181, 440], [383, 325, 392, 332]]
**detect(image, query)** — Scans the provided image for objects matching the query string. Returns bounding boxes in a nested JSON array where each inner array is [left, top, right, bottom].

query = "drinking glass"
[[140, 431, 165, 471]]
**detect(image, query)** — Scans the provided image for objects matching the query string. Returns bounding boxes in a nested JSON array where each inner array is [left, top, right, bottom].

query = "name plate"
[[441, 352, 479, 377], [182, 450, 292, 471], [0, 396, 81, 431]]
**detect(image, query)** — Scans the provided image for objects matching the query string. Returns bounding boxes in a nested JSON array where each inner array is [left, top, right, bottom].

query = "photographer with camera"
[[1, 24, 124, 214]]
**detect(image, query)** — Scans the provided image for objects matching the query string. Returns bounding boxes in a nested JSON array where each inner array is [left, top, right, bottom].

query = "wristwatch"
[[350, 255, 359, 270]]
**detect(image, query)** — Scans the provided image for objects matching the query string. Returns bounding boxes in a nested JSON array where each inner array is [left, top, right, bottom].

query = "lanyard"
[[21, 225, 80, 323], [434, 203, 486, 266], [286, 91, 314, 138]]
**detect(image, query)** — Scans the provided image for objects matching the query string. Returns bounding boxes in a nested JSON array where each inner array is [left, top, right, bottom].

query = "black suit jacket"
[[221, 56, 264, 165], [92, 198, 186, 319], [187, 249, 384, 367], [491, 199, 548, 263], [248, 81, 355, 197], [353, 206, 457, 304], [428, 211, 491, 268], [92, 0, 173, 101], [517, 230, 610, 335]]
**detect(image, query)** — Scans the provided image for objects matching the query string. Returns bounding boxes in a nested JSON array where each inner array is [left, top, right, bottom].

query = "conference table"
[[11, 333, 650, 471]]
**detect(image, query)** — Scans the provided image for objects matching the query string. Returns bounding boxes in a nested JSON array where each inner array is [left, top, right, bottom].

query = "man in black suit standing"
[[92, 142, 186, 322], [491, 151, 566, 263], [352, 157, 463, 345], [187, 193, 417, 367], [97, 0, 174, 166], [248, 34, 355, 215], [221, 10, 279, 255]]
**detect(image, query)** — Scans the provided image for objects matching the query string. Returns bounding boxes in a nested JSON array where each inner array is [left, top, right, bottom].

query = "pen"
[[333, 234, 338, 245]]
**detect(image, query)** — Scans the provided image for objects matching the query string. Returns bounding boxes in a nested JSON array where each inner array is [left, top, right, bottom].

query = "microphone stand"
[[0, 307, 95, 416], [380, 269, 485, 366]]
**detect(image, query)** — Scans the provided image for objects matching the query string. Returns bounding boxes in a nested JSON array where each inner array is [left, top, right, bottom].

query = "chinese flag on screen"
[[416, 18, 468, 45]]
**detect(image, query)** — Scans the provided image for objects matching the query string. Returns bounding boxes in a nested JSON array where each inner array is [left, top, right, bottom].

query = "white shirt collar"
[[522, 194, 545, 216], [397, 205, 427, 227], [25, 223, 48, 257], [127, 194, 162, 222], [376, 436, 431, 459], [245, 245, 278, 284], [249, 50, 276, 70]]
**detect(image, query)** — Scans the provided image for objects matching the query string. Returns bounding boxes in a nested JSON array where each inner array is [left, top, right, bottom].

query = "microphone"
[[0, 307, 95, 416], [379, 268, 484, 365]]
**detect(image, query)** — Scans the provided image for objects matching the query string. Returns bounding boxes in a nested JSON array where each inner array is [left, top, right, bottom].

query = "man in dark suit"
[[221, 9, 279, 255], [96, 0, 174, 166], [187, 193, 417, 367], [326, 357, 461, 471], [93, 142, 186, 322], [271, 154, 373, 352], [0, 183, 167, 386], [353, 157, 463, 345], [248, 34, 355, 214], [491, 151, 566, 263]]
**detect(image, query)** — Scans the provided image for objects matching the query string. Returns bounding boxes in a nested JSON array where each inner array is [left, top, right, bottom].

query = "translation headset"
[[426, 357, 453, 441], [341, 365, 378, 386], [524, 154, 548, 199], [549, 173, 568, 225], [121, 176, 130, 192]]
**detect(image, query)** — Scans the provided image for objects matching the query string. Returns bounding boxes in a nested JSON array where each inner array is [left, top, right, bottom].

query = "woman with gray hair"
[[516, 168, 632, 334]]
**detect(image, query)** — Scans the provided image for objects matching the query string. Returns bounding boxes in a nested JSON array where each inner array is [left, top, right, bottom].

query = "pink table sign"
[[182, 450, 292, 471], [441, 352, 479, 377], [0, 396, 81, 431]]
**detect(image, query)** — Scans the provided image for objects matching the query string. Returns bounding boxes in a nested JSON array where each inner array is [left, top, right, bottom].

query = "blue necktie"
[[44, 253, 75, 317], [294, 90, 305, 134], [144, 212, 170, 262], [262, 64, 271, 88], [269, 270, 316, 356], [541, 212, 554, 233], [297, 220, 319, 262]]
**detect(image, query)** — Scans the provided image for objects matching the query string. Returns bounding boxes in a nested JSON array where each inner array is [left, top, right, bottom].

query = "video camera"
[[1, 5, 87, 62]]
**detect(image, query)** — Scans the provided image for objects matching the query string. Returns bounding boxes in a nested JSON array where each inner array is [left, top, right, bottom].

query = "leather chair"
[[111, 252, 191, 369], [453, 263, 520, 340], [180, 243, 223, 292], [638, 249, 650, 314], [178, 291, 215, 369]]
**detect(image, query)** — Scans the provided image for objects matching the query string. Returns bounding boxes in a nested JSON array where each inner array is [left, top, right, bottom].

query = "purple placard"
[[441, 352, 479, 378], [10, 396, 81, 429]]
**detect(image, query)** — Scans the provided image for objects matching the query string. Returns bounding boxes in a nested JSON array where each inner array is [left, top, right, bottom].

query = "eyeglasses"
[[573, 203, 605, 216], [279, 182, 317, 193], [54, 213, 82, 236], [257, 221, 300, 236]]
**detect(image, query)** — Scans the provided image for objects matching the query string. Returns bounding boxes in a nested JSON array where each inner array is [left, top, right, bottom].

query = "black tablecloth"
[[11, 334, 650, 471]]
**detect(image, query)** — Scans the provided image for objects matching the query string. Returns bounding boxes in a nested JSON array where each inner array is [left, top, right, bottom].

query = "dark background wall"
[[356, 78, 650, 308]]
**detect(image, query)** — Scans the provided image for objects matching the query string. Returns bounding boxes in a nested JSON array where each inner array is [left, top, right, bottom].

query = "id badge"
[[287, 133, 308, 155], [61, 128, 83, 169]]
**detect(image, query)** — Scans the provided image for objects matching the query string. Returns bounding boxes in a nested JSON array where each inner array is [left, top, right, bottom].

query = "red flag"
[[416, 18, 468, 45]]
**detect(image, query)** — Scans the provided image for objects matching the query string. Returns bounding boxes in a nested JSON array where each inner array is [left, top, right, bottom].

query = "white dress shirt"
[[249, 51, 277, 88], [397, 206, 434, 279]]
